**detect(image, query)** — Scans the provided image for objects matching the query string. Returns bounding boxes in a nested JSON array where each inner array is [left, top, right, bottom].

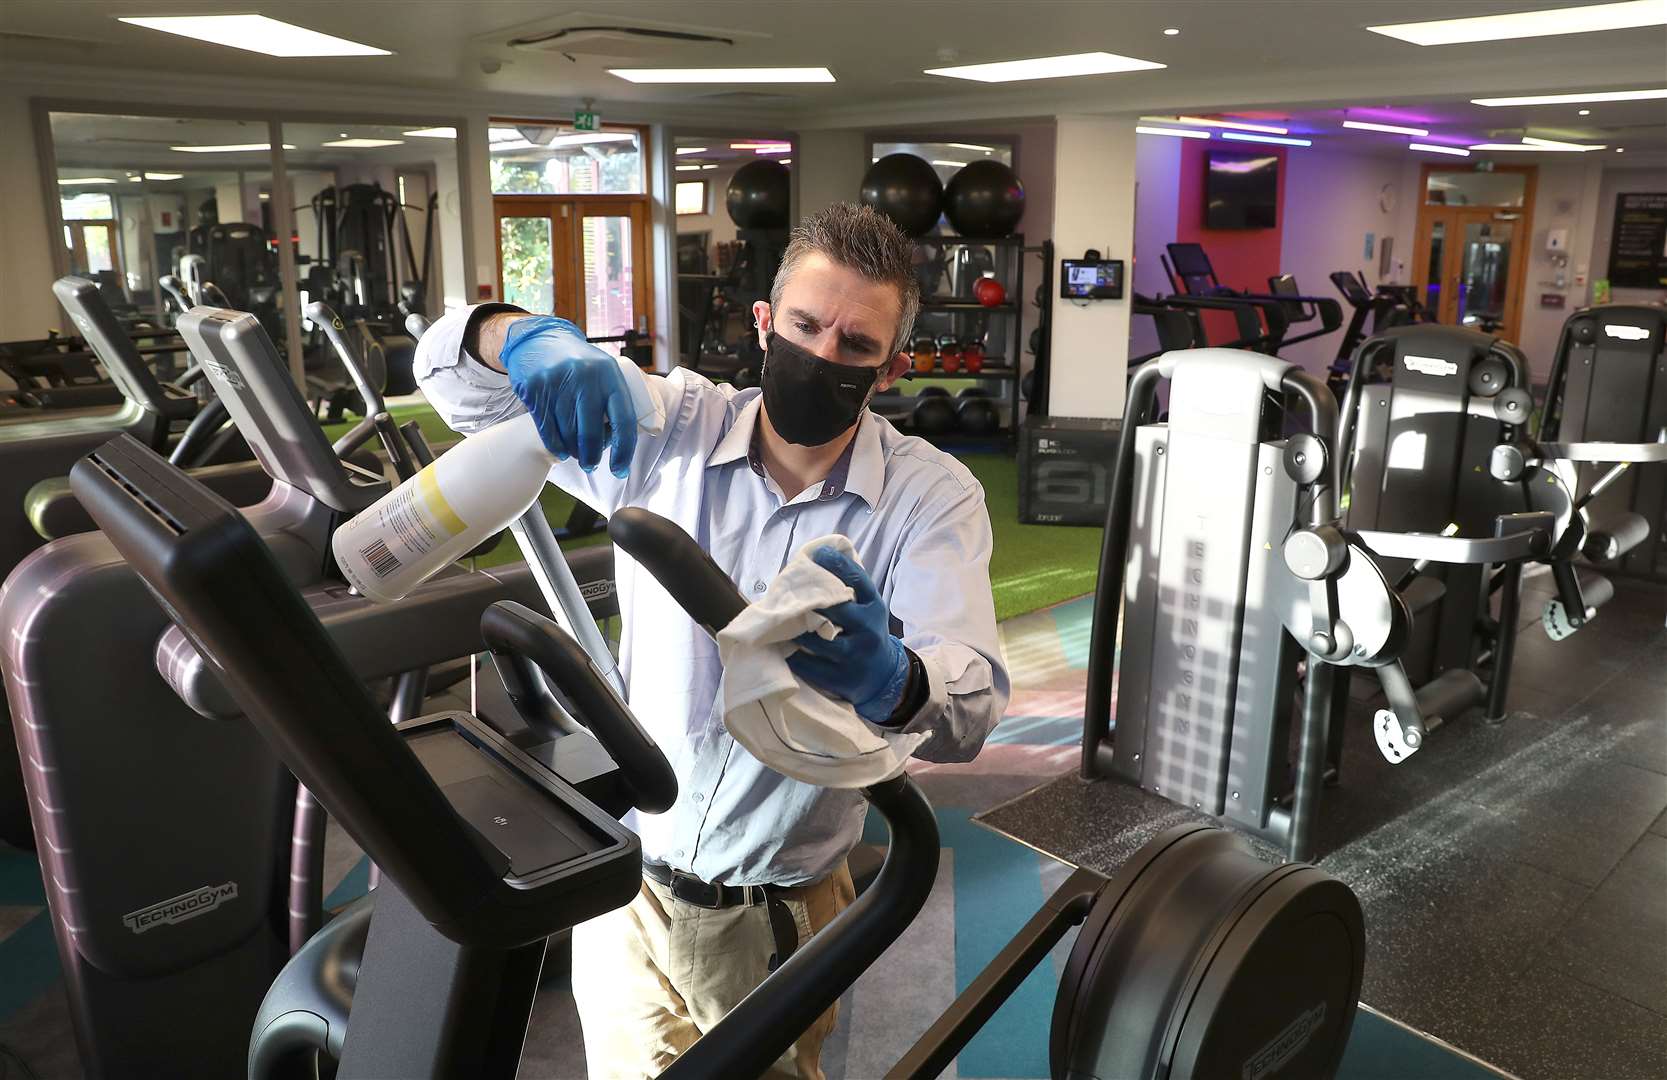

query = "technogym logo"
[[122, 882, 239, 934], [1243, 1002, 1325, 1080]]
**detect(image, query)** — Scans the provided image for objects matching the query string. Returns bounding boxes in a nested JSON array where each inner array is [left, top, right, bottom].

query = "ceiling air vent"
[[503, 17, 756, 61]]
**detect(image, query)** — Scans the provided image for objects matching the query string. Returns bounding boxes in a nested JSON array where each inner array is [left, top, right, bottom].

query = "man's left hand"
[[787, 546, 912, 725]]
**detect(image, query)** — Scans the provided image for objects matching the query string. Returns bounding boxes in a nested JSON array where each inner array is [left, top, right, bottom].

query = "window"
[[676, 181, 707, 216], [489, 123, 643, 195], [1424, 170, 1527, 207]]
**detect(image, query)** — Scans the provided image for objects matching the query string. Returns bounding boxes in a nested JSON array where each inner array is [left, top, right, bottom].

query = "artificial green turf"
[[323, 404, 1102, 621]]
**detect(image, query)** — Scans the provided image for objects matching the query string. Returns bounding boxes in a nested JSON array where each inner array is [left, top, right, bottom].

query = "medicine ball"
[[1028, 327, 1043, 356], [957, 396, 1000, 436], [912, 394, 958, 436], [916, 385, 951, 399], [1021, 369, 1036, 401], [957, 386, 991, 399], [861, 154, 944, 237], [944, 159, 1025, 238], [727, 160, 792, 230]]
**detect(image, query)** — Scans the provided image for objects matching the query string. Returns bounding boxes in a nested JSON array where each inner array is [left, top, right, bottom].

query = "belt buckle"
[[669, 870, 721, 909]]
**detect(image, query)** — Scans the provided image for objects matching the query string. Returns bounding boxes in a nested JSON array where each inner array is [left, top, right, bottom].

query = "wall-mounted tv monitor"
[[1204, 149, 1279, 230]]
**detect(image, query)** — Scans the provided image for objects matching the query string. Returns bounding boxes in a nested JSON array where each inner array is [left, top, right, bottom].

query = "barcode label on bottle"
[[359, 539, 401, 578]]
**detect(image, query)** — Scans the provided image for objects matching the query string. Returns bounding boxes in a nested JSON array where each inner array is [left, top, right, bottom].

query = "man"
[[414, 202, 1008, 1079]]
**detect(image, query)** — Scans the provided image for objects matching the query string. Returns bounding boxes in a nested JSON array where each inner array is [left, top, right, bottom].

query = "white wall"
[[1048, 115, 1137, 419], [1588, 164, 1667, 308], [1517, 159, 1605, 372], [1130, 133, 1183, 359], [1278, 147, 1407, 371], [677, 159, 743, 263], [0, 94, 59, 337], [794, 129, 867, 219]]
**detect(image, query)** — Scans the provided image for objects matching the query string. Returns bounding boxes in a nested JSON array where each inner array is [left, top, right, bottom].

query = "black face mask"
[[760, 331, 881, 447]]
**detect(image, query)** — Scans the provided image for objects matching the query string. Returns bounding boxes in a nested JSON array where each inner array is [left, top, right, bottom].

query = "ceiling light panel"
[[1368, 2, 1666, 46], [926, 51, 1164, 82], [1409, 143, 1472, 156], [117, 15, 390, 57], [1136, 126, 1211, 139], [1472, 88, 1667, 106], [609, 67, 834, 83], [1221, 132, 1311, 147], [323, 138, 404, 148]]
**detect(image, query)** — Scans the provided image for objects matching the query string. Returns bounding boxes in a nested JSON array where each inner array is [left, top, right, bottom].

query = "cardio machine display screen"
[[1061, 259, 1125, 300]]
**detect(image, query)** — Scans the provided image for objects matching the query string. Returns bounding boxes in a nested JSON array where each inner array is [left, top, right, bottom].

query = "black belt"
[[642, 862, 802, 970]]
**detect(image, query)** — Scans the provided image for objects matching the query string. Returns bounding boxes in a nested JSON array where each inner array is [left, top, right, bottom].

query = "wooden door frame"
[[493, 197, 576, 320], [1412, 164, 1537, 342]]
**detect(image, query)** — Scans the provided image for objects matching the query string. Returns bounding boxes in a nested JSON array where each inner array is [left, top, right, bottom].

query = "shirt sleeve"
[[881, 478, 1010, 763], [412, 303, 689, 517]]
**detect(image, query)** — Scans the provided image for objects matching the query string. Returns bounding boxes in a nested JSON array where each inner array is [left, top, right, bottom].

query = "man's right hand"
[[501, 316, 639, 477]]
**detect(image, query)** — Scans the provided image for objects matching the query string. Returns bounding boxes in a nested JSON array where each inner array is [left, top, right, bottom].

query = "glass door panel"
[[498, 213, 556, 313], [1455, 218, 1514, 331], [1422, 218, 1446, 319], [578, 212, 635, 353]]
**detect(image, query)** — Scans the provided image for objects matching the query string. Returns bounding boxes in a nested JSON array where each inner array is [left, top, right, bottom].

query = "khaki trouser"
[[570, 861, 856, 1080]]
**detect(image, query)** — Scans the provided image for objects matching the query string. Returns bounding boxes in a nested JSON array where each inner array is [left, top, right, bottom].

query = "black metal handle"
[[480, 601, 676, 814], [1083, 362, 1160, 779], [1375, 660, 1426, 748], [306, 301, 386, 416], [607, 508, 747, 635]]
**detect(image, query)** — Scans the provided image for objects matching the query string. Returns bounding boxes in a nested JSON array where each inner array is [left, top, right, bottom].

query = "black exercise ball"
[[957, 386, 991, 399], [944, 159, 1025, 238], [727, 160, 791, 229], [1021, 369, 1036, 401], [912, 395, 958, 436], [915, 385, 951, 399], [860, 154, 944, 237], [957, 396, 1000, 436]]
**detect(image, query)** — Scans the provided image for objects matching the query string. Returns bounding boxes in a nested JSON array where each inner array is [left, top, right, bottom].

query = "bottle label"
[[348, 464, 469, 582]]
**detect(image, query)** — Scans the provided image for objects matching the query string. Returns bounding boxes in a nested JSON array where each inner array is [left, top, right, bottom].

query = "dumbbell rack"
[[906, 235, 1027, 448]]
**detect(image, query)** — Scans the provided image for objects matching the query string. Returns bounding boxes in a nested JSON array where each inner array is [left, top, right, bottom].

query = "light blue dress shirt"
[[414, 306, 1009, 884]]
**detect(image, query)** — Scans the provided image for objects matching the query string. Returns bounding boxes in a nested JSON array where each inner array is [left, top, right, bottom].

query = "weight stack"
[[1018, 416, 1120, 525]]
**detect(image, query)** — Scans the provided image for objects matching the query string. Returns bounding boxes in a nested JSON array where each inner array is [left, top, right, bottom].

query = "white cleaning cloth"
[[717, 535, 925, 789]]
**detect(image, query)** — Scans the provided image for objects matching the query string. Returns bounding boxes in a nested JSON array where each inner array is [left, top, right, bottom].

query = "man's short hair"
[[769, 202, 920, 356]]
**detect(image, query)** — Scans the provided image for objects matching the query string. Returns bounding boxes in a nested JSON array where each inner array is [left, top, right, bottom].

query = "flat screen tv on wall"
[[1204, 149, 1279, 230]]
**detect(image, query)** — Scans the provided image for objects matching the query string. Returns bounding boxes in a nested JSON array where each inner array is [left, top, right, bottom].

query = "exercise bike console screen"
[[1061, 259, 1125, 300]]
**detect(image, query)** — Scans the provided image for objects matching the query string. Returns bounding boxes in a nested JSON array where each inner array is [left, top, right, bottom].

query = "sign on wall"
[[1607, 192, 1667, 288]]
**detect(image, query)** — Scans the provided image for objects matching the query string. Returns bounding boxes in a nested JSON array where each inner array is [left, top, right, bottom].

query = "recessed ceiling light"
[[1159, 116, 1290, 134], [676, 146, 710, 155], [128, 176, 143, 182], [925, 51, 1165, 82], [780, 159, 792, 165], [143, 172, 184, 180], [1469, 141, 1607, 151], [58, 176, 116, 185], [1221, 132, 1311, 147], [945, 142, 996, 153], [170, 143, 295, 153], [1616, 147, 1626, 152], [701, 163, 719, 170], [1136, 126, 1212, 139], [1368, 1, 1665, 46], [1163, 27, 1181, 36], [754, 146, 790, 155], [545, 133, 636, 148], [117, 15, 391, 57], [1472, 88, 1667, 106], [323, 138, 405, 148], [608, 67, 834, 83], [1343, 120, 1430, 136], [1409, 143, 1472, 156], [931, 160, 969, 167], [731, 142, 792, 150], [403, 127, 457, 139], [1578, 108, 1592, 115], [675, 164, 702, 172]]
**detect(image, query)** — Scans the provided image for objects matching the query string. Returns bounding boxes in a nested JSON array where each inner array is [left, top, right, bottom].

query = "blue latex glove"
[[787, 546, 912, 725], [502, 316, 637, 478]]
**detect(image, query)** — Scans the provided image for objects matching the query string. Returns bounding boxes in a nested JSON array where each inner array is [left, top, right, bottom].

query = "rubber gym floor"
[[0, 414, 1660, 1078]]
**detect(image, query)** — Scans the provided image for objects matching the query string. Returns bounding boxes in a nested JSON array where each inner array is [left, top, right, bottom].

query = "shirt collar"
[[706, 398, 884, 511]]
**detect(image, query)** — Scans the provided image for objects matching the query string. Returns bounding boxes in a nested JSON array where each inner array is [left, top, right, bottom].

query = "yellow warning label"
[[416, 467, 466, 539]]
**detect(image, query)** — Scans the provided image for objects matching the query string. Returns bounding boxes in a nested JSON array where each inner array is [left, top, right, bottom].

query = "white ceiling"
[[3, 1, 1665, 131]]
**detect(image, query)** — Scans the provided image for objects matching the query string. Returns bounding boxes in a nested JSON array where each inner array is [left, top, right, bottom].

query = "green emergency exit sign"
[[574, 111, 601, 132]]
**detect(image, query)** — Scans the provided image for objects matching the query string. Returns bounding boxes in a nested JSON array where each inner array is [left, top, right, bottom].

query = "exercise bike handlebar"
[[608, 507, 747, 635]]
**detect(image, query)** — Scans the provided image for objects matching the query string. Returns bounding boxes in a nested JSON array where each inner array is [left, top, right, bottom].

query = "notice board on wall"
[[1607, 192, 1667, 288]]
